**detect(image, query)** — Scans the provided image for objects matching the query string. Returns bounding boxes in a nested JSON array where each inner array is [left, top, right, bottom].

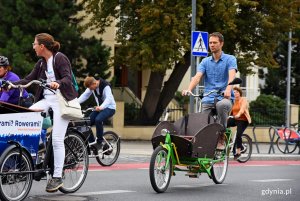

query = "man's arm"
[[223, 69, 236, 99], [78, 88, 92, 104], [182, 72, 203, 95]]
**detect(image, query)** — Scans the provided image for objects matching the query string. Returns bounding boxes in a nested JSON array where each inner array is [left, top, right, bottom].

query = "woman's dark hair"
[[35, 33, 60, 53], [233, 86, 243, 96]]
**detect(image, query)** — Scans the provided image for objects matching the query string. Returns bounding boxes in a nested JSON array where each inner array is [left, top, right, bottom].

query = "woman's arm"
[[53, 53, 72, 88], [13, 61, 42, 85], [236, 97, 248, 117], [78, 88, 93, 104]]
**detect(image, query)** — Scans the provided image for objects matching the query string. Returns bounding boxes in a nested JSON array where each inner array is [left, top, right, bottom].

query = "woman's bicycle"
[[149, 78, 250, 193], [227, 116, 252, 163], [0, 80, 89, 201], [72, 108, 121, 166]]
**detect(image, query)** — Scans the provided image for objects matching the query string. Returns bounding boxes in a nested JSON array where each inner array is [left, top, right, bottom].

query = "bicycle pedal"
[[34, 170, 46, 181], [185, 172, 199, 178]]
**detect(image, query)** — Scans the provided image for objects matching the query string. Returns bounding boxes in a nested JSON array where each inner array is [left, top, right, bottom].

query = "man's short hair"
[[209, 32, 224, 42], [84, 76, 96, 88]]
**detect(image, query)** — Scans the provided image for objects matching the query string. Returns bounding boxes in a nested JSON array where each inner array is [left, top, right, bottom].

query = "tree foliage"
[[0, 0, 111, 93], [82, 0, 300, 124], [260, 27, 300, 105]]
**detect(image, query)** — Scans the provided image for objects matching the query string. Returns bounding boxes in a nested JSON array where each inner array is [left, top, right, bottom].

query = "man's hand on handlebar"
[[223, 88, 231, 99], [95, 106, 103, 111], [182, 90, 192, 96]]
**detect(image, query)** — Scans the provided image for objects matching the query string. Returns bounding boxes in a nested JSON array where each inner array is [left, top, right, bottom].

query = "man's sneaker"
[[217, 142, 225, 150], [216, 133, 226, 150], [91, 142, 103, 154], [46, 177, 63, 192]]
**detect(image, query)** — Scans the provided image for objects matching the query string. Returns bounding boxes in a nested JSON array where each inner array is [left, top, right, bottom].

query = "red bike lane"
[[88, 160, 300, 171]]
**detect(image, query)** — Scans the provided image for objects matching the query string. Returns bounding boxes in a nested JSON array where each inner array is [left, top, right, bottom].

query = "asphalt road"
[[24, 155, 300, 201]]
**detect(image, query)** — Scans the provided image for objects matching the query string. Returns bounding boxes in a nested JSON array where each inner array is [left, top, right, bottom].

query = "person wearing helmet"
[[0, 56, 30, 106]]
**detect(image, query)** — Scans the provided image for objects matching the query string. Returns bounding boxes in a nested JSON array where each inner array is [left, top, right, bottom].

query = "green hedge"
[[249, 94, 285, 126]]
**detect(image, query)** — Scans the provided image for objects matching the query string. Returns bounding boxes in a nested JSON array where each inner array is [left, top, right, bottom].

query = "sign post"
[[190, 31, 208, 112]]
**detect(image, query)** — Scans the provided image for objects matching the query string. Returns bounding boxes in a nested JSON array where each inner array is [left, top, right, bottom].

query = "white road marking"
[[174, 183, 227, 188], [244, 165, 273, 167], [250, 179, 293, 183], [72, 190, 136, 196]]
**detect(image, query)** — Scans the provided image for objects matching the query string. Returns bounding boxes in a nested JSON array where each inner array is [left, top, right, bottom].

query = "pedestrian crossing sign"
[[192, 31, 208, 57]]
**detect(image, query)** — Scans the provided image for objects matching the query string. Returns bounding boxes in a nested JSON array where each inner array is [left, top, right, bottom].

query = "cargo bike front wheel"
[[0, 146, 33, 201], [211, 137, 229, 184], [149, 146, 172, 193]]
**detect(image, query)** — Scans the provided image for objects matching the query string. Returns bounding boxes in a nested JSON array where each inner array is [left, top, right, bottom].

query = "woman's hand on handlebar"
[[49, 82, 60, 90], [228, 114, 240, 119]]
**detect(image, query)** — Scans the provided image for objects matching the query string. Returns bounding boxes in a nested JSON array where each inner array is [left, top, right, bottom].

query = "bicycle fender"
[[0, 142, 34, 169]]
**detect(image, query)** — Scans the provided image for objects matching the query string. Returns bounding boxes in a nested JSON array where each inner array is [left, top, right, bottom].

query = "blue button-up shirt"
[[197, 52, 238, 104]]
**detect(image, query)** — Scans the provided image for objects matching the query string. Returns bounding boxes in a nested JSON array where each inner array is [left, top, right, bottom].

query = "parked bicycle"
[[276, 123, 300, 154], [0, 80, 89, 201], [74, 107, 121, 166], [149, 78, 251, 193]]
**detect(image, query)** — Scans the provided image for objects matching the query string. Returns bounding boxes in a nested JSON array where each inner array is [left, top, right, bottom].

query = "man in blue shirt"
[[78, 76, 116, 152], [183, 32, 237, 149]]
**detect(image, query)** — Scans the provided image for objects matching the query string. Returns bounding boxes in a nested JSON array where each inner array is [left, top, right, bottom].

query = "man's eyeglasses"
[[32, 42, 39, 46]]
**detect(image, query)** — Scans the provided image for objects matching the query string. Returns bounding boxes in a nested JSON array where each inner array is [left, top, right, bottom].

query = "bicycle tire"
[[149, 146, 172, 193], [237, 134, 252, 163], [211, 137, 229, 184], [0, 147, 33, 201], [59, 131, 89, 193], [96, 131, 121, 166], [276, 137, 297, 154]]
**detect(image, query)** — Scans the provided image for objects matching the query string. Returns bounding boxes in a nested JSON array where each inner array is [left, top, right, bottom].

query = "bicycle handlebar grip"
[[0, 80, 11, 90]]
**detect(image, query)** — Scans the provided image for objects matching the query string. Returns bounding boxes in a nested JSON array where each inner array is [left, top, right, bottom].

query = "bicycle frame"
[[159, 128, 231, 178]]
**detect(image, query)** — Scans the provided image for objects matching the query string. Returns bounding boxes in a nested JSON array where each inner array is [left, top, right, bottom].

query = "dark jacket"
[[93, 78, 110, 105], [14, 52, 77, 101]]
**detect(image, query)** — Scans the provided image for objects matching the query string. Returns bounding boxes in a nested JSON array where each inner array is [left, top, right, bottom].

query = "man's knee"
[[95, 118, 104, 125], [217, 99, 232, 111]]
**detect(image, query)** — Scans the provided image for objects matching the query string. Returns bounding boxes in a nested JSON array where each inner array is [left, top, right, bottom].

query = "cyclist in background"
[[0, 56, 30, 106], [227, 86, 251, 160], [78, 76, 116, 152]]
